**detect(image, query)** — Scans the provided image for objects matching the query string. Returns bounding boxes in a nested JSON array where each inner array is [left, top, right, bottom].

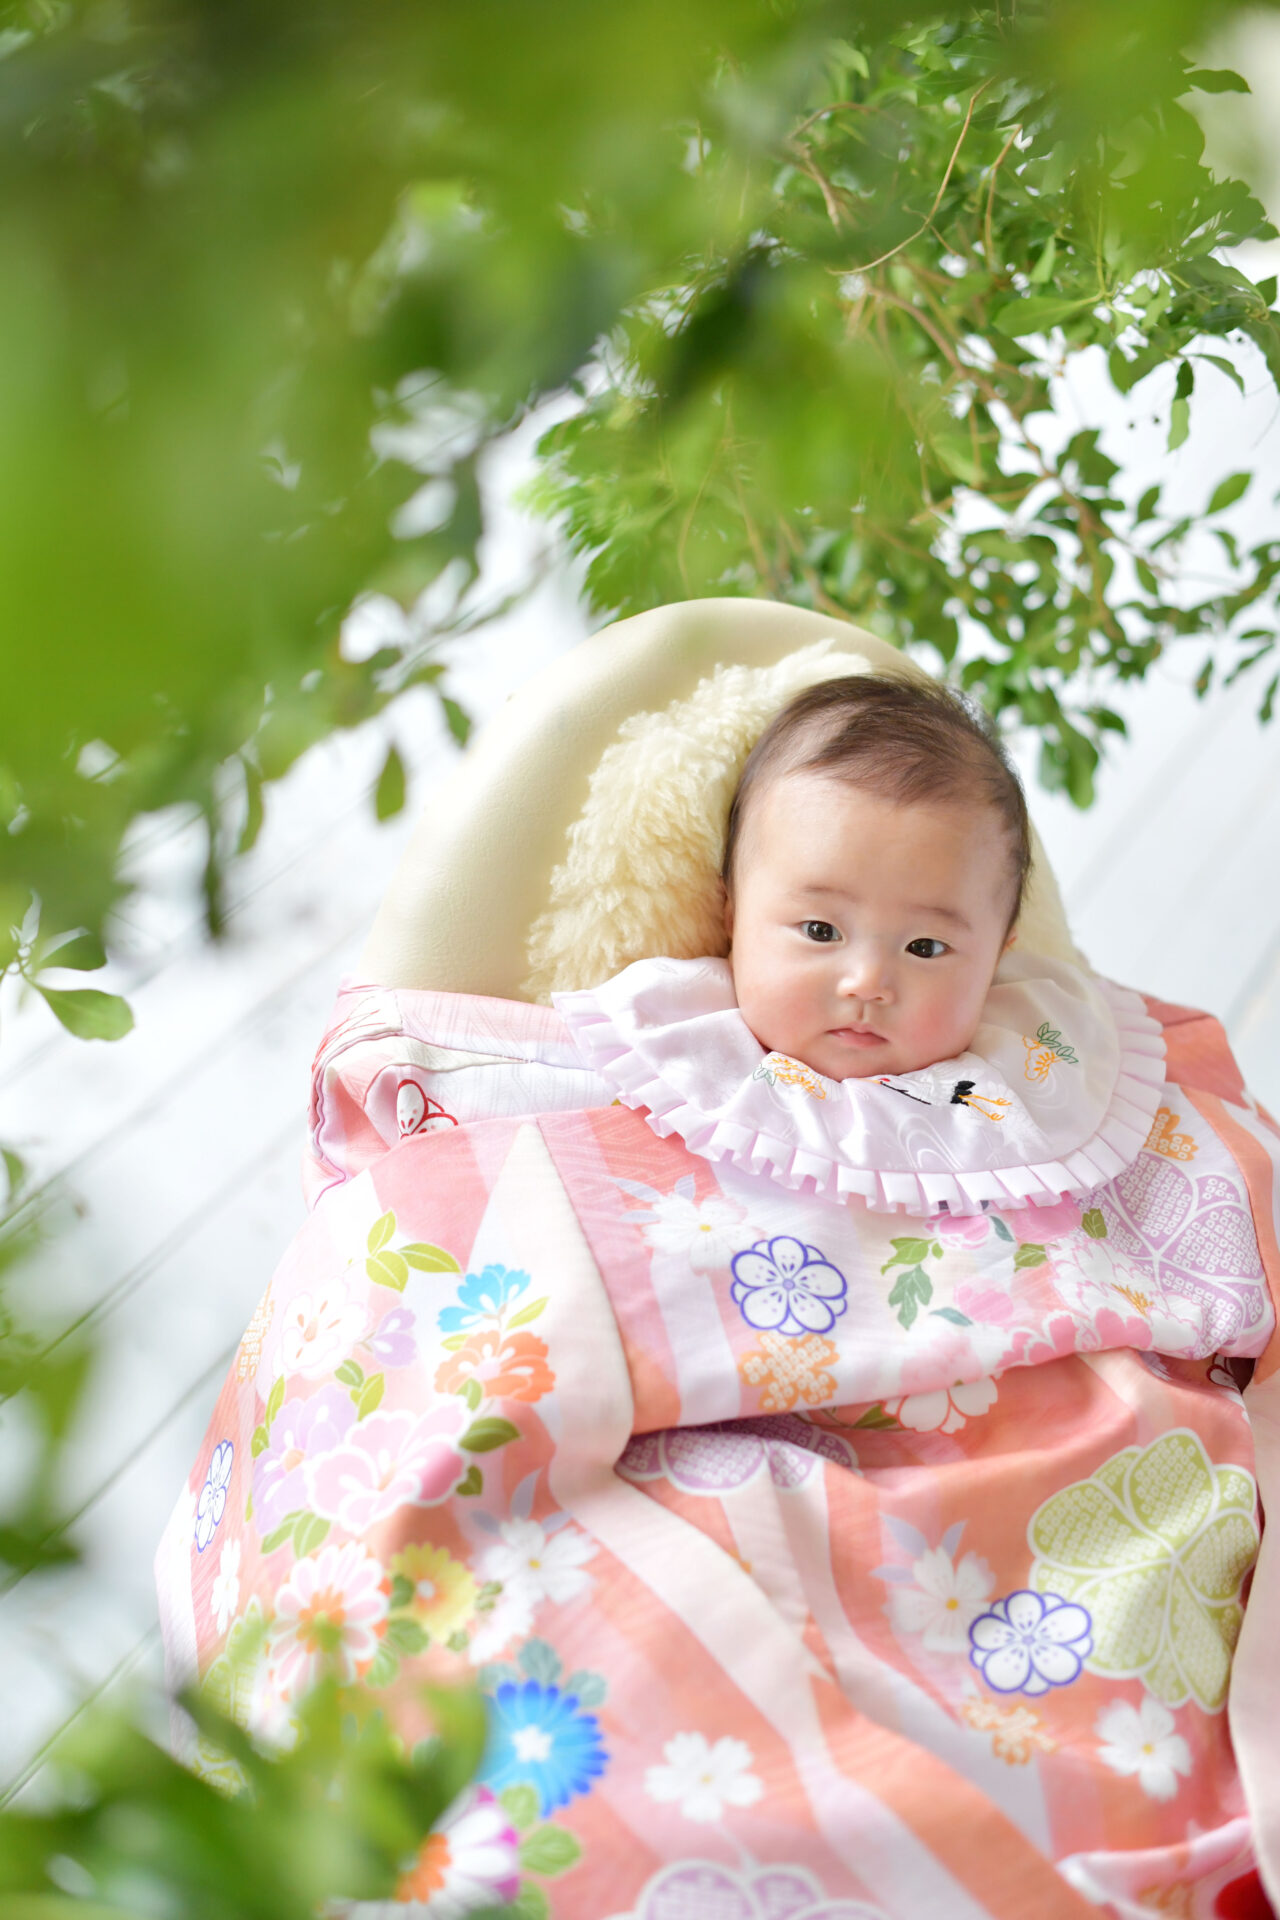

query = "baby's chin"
[[783, 1035, 977, 1083]]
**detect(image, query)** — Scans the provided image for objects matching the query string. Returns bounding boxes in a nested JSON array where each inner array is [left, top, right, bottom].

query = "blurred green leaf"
[[35, 987, 133, 1042], [374, 743, 406, 822], [1207, 471, 1251, 514]]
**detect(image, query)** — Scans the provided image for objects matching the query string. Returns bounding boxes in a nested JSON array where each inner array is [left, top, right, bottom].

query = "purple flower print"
[[730, 1235, 848, 1337], [252, 1384, 355, 1536], [969, 1589, 1093, 1696], [365, 1305, 417, 1369]]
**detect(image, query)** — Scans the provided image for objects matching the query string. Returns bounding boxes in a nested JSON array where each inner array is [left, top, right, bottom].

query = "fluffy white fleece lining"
[[523, 640, 1079, 1000]]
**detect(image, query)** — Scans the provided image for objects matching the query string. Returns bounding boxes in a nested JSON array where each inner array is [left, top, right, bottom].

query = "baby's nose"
[[839, 949, 895, 1001]]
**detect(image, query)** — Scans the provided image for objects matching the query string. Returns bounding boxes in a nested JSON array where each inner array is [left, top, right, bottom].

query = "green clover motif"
[[1028, 1430, 1258, 1712]]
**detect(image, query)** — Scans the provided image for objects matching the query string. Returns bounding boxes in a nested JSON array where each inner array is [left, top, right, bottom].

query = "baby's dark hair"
[[721, 673, 1032, 932]]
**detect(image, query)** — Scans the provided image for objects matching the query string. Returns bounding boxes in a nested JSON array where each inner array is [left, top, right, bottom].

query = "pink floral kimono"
[[156, 952, 1280, 1920]]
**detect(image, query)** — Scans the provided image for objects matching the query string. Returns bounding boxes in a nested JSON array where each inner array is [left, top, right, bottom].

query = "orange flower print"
[[959, 1694, 1056, 1765], [739, 1331, 838, 1412], [398, 1830, 450, 1902], [434, 1328, 554, 1404]]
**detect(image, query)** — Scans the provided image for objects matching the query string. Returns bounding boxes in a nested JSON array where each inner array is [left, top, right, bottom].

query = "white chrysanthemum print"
[[645, 1732, 764, 1824], [1095, 1697, 1191, 1801], [478, 1517, 597, 1612], [210, 1537, 241, 1634], [889, 1545, 995, 1653]]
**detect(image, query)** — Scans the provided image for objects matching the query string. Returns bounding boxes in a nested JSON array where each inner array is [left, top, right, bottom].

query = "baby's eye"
[[906, 937, 949, 959], [802, 920, 840, 944]]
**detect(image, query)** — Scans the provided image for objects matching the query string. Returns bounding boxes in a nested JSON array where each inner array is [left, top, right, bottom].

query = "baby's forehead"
[[738, 771, 1019, 896]]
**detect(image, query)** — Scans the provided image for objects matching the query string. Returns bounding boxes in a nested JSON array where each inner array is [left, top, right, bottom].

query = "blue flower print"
[[969, 1589, 1093, 1696], [730, 1235, 848, 1337], [195, 1440, 234, 1552], [481, 1679, 608, 1815], [438, 1264, 531, 1335]]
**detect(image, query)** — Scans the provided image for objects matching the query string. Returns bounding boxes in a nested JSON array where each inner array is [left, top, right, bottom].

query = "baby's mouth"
[[828, 1025, 886, 1048]]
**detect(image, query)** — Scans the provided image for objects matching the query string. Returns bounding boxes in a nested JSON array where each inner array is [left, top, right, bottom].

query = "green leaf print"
[[259, 1513, 301, 1556], [888, 1265, 932, 1328], [460, 1417, 521, 1453], [334, 1359, 363, 1389], [389, 1573, 415, 1610], [367, 1643, 399, 1689], [519, 1825, 583, 1876], [265, 1375, 285, 1427], [250, 1423, 270, 1458], [386, 1616, 429, 1656], [366, 1250, 409, 1290], [506, 1296, 549, 1331], [356, 1373, 385, 1418], [881, 1237, 932, 1272], [852, 1403, 900, 1429], [930, 1306, 973, 1327], [367, 1210, 396, 1254], [500, 1784, 540, 1831], [1082, 1209, 1108, 1240], [518, 1639, 562, 1685], [401, 1242, 461, 1273], [292, 1513, 331, 1559], [510, 1886, 550, 1920], [1014, 1243, 1048, 1269], [456, 1466, 484, 1496]]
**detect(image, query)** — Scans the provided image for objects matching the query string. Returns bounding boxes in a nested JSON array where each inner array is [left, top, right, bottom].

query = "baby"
[[721, 673, 1031, 1084]]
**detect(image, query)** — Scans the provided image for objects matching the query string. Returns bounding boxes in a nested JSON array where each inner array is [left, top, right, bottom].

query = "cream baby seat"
[[361, 597, 1080, 997]]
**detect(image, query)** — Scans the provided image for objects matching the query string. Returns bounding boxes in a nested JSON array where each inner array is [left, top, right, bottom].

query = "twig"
[[984, 123, 1021, 267], [791, 99, 876, 141], [852, 82, 992, 273]]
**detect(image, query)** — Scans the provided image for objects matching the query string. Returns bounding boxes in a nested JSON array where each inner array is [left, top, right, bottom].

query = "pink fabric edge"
[[557, 976, 1167, 1216]]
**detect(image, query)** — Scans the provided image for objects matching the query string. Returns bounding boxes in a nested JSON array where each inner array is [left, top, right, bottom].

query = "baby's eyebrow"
[[907, 902, 972, 931], [794, 884, 973, 935]]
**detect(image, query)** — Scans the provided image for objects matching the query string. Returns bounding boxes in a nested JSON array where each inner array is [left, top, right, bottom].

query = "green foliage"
[[2, 0, 1277, 1049], [0, 1680, 491, 1920], [529, 8, 1280, 809]]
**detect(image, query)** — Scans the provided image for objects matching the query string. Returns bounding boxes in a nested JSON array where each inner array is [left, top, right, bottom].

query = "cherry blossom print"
[[195, 1440, 234, 1552], [644, 1731, 764, 1823], [1095, 1697, 1191, 1801], [303, 1402, 470, 1533], [617, 1173, 752, 1271], [433, 1327, 554, 1404], [969, 1589, 1093, 1696], [265, 1540, 388, 1693], [209, 1537, 241, 1634], [276, 1284, 366, 1380], [730, 1234, 848, 1337], [477, 1516, 597, 1613], [884, 1543, 996, 1652]]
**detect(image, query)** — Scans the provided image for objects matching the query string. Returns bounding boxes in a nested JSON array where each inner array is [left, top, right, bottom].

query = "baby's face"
[[725, 772, 1015, 1081]]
